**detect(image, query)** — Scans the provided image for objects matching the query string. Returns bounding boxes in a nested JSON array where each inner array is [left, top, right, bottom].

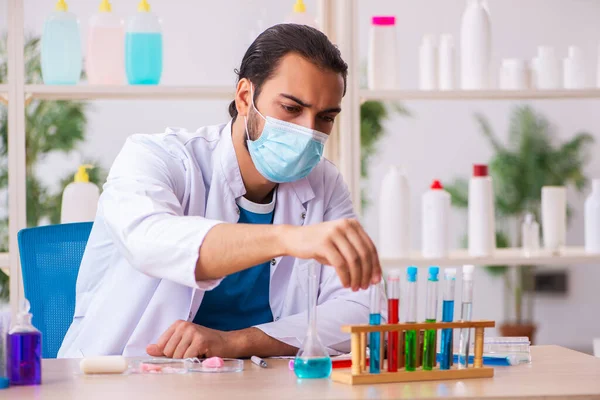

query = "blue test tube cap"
[[428, 266, 439, 281], [407, 266, 418, 282], [0, 377, 9, 389]]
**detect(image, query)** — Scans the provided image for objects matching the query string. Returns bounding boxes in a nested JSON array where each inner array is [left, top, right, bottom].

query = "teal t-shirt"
[[193, 195, 275, 331]]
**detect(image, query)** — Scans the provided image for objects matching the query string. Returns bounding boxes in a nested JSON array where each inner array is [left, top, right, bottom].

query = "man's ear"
[[235, 78, 252, 118]]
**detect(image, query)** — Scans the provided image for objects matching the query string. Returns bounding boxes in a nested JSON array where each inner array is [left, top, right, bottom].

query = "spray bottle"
[[61, 165, 100, 223], [7, 299, 42, 386]]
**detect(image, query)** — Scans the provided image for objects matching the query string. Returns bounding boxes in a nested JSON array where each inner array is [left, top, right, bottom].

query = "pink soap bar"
[[140, 363, 164, 372], [202, 357, 225, 368]]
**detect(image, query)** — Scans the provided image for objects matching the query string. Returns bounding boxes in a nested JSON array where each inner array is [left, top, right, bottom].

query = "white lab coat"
[[58, 121, 375, 358]]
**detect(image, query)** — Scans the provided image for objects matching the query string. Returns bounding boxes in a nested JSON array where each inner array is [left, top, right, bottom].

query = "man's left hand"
[[146, 320, 235, 359]]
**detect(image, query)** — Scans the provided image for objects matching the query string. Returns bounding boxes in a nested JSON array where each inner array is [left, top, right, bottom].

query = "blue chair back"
[[18, 222, 93, 358]]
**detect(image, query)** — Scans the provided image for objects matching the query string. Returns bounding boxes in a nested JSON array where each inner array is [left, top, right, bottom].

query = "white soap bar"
[[80, 356, 128, 374]]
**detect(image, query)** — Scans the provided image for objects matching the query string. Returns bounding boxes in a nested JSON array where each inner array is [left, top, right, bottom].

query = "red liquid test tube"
[[387, 270, 401, 372]]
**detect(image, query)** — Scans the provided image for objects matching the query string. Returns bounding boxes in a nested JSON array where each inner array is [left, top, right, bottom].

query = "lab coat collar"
[[217, 120, 315, 206]]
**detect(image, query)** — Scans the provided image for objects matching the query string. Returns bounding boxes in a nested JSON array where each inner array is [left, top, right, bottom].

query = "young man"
[[58, 24, 382, 359]]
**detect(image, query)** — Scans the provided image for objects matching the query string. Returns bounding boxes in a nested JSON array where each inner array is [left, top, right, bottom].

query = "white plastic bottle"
[[368, 16, 398, 90], [563, 46, 586, 89], [378, 166, 410, 259], [499, 59, 528, 90], [87, 0, 125, 85], [585, 179, 600, 253], [419, 34, 438, 91], [61, 165, 100, 223], [438, 34, 455, 91], [597, 43, 600, 88], [422, 180, 451, 258], [468, 164, 496, 256], [460, 0, 491, 90], [536, 46, 560, 89], [521, 213, 540, 256], [285, 0, 318, 29]]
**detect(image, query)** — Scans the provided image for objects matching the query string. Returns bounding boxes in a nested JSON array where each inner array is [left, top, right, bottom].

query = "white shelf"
[[25, 84, 235, 101], [360, 89, 600, 101], [381, 246, 600, 268]]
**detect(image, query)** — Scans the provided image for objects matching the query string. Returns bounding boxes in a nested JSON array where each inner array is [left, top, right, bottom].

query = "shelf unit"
[[360, 89, 600, 101], [4, 0, 600, 317], [381, 247, 599, 268], [25, 85, 235, 101]]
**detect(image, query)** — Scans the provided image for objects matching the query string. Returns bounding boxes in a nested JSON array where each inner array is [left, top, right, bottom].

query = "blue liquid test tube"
[[369, 282, 382, 374], [458, 265, 475, 369], [440, 268, 456, 370]]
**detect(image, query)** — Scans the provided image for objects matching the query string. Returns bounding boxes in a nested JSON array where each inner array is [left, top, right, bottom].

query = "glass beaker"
[[294, 261, 332, 379]]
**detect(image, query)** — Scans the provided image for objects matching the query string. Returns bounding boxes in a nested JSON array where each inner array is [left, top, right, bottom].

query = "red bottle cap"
[[430, 180, 443, 189], [473, 164, 488, 177]]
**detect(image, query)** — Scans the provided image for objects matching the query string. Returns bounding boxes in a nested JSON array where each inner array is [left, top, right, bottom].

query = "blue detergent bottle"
[[125, 0, 163, 85], [41, 0, 82, 85]]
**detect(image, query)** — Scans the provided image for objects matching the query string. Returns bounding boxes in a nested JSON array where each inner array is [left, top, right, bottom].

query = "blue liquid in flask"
[[294, 357, 332, 379]]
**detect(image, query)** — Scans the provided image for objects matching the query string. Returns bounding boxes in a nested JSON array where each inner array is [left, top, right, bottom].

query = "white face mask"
[[244, 85, 328, 183]]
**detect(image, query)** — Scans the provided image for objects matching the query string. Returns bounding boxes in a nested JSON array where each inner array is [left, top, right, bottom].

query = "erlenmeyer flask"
[[294, 261, 332, 379]]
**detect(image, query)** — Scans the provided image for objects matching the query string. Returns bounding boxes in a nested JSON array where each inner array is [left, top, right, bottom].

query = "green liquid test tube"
[[423, 267, 440, 370], [405, 266, 418, 371]]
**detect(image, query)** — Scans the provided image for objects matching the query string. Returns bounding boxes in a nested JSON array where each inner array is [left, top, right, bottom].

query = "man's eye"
[[281, 104, 301, 113], [321, 115, 335, 123]]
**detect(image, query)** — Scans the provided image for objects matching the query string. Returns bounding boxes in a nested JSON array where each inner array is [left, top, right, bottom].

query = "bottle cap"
[[0, 377, 9, 389], [372, 16, 396, 26], [428, 266, 439, 281], [387, 269, 401, 280], [524, 213, 534, 224], [421, 34, 436, 47], [440, 33, 454, 47], [431, 180, 443, 190], [568, 46, 582, 59], [99, 0, 112, 12], [463, 265, 475, 280], [55, 0, 68, 12], [138, 0, 151, 12], [407, 266, 418, 282], [473, 164, 488, 177], [293, 0, 306, 13], [74, 165, 94, 183], [444, 267, 457, 279]]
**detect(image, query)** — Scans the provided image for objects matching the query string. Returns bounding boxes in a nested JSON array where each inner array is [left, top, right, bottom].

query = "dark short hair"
[[228, 24, 348, 120]]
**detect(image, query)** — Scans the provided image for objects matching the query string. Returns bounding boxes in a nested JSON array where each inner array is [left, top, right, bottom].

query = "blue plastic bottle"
[[41, 0, 82, 85], [125, 0, 163, 85]]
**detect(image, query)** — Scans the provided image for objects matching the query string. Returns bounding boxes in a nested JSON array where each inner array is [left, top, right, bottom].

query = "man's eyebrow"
[[279, 93, 341, 113]]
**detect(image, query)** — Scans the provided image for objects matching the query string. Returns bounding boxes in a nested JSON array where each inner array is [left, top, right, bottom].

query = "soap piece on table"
[[80, 356, 128, 374], [202, 357, 225, 368]]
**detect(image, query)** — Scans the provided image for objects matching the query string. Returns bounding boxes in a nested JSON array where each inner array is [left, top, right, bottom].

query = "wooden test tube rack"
[[331, 320, 496, 385]]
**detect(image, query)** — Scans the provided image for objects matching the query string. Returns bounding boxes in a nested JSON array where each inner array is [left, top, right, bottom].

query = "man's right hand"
[[282, 219, 382, 291]]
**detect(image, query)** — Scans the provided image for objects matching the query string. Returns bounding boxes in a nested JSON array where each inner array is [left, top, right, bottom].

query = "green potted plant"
[[445, 105, 593, 342]]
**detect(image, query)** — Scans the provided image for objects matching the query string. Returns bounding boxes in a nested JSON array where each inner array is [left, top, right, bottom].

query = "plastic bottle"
[[419, 35, 438, 91], [597, 44, 600, 88], [438, 34, 455, 91], [563, 46, 586, 89], [499, 59, 528, 90], [61, 165, 100, 223], [460, 0, 491, 90], [422, 180, 451, 258], [7, 299, 41, 386], [41, 0, 82, 85], [541, 186, 566, 252], [87, 0, 125, 85], [521, 213, 540, 256], [368, 16, 398, 90], [125, 0, 163, 85], [378, 166, 410, 258], [536, 46, 560, 89], [468, 164, 496, 256], [585, 180, 600, 254], [285, 0, 318, 29]]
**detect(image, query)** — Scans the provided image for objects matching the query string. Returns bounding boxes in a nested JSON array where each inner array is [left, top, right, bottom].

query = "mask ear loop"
[[244, 83, 267, 142]]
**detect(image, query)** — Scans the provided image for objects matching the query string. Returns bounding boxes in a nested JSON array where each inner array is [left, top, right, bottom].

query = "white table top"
[[5, 345, 600, 400]]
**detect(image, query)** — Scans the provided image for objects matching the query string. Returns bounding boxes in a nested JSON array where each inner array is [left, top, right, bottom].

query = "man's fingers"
[[183, 338, 203, 359], [344, 225, 372, 290], [172, 330, 194, 359], [332, 233, 361, 291], [354, 223, 382, 284], [322, 241, 349, 287], [155, 320, 180, 353], [146, 344, 163, 357], [162, 327, 184, 358]]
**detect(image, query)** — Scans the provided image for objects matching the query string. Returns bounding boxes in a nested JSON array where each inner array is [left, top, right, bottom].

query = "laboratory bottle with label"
[[125, 0, 163, 85], [422, 179, 451, 258], [468, 164, 496, 256], [61, 165, 100, 223], [87, 0, 125, 85], [41, 0, 82, 85]]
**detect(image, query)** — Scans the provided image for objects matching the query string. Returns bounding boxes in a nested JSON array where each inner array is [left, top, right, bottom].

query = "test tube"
[[458, 265, 475, 369], [405, 266, 418, 371], [369, 282, 382, 374], [423, 266, 439, 370], [387, 270, 400, 372], [440, 268, 456, 370]]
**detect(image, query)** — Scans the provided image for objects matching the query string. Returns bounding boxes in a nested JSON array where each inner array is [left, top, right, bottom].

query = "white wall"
[[5, 0, 600, 352]]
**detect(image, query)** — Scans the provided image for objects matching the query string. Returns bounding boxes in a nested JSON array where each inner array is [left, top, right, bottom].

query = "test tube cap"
[[428, 266, 440, 281], [444, 267, 457, 279], [407, 266, 418, 282], [388, 269, 401, 280], [463, 265, 475, 280]]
